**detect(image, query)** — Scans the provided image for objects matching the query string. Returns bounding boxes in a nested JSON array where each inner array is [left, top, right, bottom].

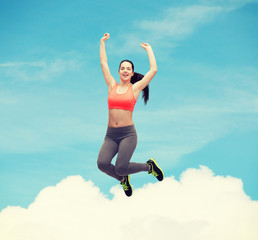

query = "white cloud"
[[0, 55, 84, 82], [0, 62, 46, 68], [0, 116, 104, 153], [0, 87, 107, 153], [137, 5, 223, 40], [135, 101, 258, 166], [110, 5, 224, 55], [110, 0, 258, 56], [0, 166, 257, 240], [131, 64, 258, 165], [0, 61, 257, 161], [198, 0, 258, 9]]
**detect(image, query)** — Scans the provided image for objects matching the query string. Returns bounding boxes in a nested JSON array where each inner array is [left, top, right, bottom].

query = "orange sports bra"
[[108, 83, 137, 112]]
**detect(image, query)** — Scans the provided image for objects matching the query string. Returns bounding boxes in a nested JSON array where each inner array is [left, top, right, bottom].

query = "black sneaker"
[[147, 158, 164, 181], [120, 175, 133, 197]]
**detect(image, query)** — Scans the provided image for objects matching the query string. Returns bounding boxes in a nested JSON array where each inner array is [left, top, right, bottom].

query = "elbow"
[[100, 61, 108, 66], [152, 68, 158, 75]]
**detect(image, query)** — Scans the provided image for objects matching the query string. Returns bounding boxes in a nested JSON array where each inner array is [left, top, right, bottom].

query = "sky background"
[[0, 0, 258, 238]]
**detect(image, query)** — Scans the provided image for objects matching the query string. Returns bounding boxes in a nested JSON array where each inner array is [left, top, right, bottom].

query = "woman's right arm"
[[100, 33, 116, 91]]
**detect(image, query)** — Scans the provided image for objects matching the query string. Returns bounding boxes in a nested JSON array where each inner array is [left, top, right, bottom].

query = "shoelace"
[[149, 164, 159, 177], [121, 183, 129, 191]]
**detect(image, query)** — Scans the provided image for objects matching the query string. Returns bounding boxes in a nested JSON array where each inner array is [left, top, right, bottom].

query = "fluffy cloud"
[[1, 166, 257, 240]]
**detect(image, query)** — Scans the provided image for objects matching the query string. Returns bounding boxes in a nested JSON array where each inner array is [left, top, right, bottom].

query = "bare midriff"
[[108, 109, 134, 127]]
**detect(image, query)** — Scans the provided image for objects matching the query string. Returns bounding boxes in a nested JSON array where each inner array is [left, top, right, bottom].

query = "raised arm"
[[100, 33, 116, 91], [133, 43, 158, 92]]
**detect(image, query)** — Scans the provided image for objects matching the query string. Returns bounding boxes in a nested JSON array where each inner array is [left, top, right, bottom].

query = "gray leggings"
[[97, 125, 149, 181]]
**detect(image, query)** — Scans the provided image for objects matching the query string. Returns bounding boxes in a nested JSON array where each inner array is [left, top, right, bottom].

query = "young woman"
[[97, 33, 164, 197]]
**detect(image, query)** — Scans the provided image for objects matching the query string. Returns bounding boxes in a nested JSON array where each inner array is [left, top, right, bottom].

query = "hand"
[[101, 33, 110, 42], [141, 43, 152, 50]]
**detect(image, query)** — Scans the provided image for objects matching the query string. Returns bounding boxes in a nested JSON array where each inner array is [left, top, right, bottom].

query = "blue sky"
[[0, 0, 258, 212]]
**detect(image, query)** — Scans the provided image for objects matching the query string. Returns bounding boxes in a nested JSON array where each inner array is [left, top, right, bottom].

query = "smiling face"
[[119, 61, 134, 82]]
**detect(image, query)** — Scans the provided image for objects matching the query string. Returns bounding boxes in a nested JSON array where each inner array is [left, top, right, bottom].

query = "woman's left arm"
[[133, 43, 157, 92]]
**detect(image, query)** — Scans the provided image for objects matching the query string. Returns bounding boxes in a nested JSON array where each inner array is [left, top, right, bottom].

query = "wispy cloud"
[[198, 0, 258, 10], [110, 0, 258, 55], [1, 166, 257, 240], [0, 54, 84, 82], [132, 65, 258, 165], [137, 6, 223, 40], [0, 62, 257, 163], [0, 62, 46, 68], [0, 88, 106, 153], [110, 5, 224, 55]]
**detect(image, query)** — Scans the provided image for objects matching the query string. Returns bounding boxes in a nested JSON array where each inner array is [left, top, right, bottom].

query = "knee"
[[115, 165, 128, 176], [97, 160, 109, 172]]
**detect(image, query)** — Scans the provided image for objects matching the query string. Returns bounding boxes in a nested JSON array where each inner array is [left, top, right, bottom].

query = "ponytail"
[[130, 72, 149, 105], [119, 60, 149, 105]]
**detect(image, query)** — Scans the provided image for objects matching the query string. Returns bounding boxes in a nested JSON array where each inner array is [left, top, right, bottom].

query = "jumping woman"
[[97, 33, 164, 197]]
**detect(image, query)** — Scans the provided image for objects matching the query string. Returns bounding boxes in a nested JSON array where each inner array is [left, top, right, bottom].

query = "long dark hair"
[[119, 60, 149, 105]]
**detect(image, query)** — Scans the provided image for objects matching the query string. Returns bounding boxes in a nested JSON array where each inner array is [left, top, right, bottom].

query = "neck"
[[119, 80, 131, 87]]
